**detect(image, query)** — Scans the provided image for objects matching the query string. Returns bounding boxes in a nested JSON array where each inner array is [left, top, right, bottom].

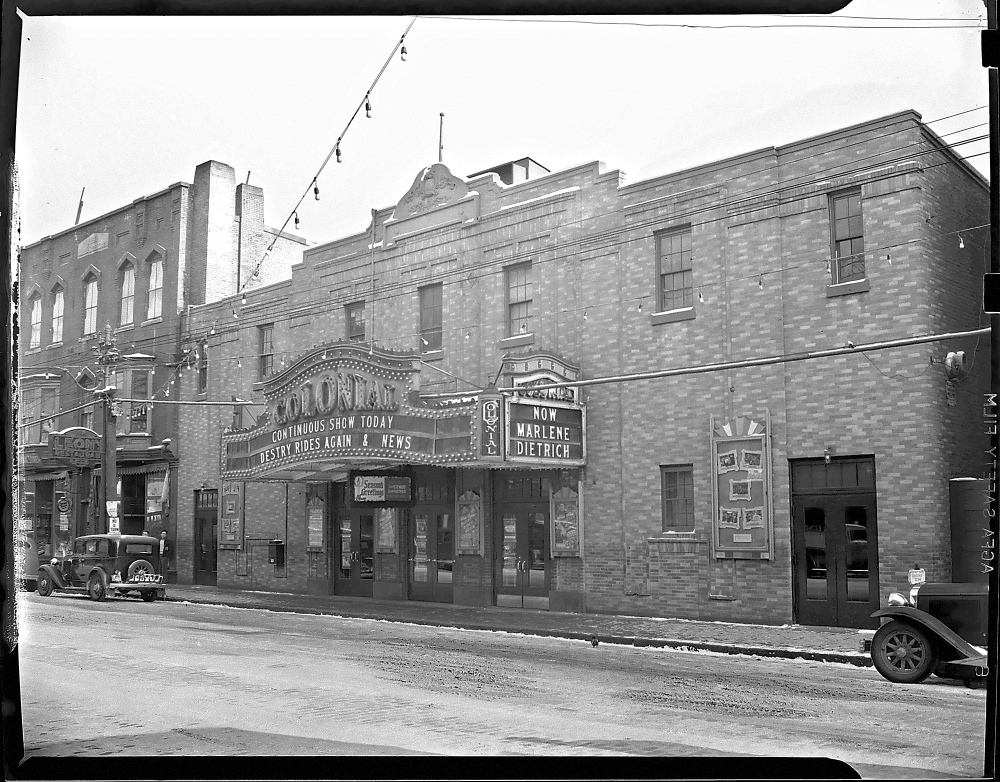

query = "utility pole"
[[93, 323, 121, 534]]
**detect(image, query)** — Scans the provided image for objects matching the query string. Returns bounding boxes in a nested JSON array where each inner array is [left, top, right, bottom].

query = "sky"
[[13, 1, 990, 252]]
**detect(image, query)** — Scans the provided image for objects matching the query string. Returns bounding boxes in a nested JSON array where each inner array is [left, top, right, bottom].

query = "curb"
[[166, 592, 873, 669]]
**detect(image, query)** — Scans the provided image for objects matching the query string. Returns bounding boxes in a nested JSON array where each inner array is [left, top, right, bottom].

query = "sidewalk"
[[163, 583, 873, 667]]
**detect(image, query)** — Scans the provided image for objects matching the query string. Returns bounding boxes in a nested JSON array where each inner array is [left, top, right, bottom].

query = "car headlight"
[[888, 592, 909, 606], [49, 558, 58, 566]]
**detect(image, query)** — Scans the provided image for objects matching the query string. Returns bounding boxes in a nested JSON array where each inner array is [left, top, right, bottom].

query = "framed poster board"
[[375, 507, 398, 553], [710, 413, 773, 560], [550, 484, 581, 557], [456, 490, 483, 556], [220, 480, 244, 549], [306, 496, 325, 550]]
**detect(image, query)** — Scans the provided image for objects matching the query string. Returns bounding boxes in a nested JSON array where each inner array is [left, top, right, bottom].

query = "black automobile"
[[36, 534, 166, 602], [861, 576, 989, 688]]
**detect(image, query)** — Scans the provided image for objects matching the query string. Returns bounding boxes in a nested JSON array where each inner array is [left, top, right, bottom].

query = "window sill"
[[45, 342, 63, 350], [116, 324, 134, 333], [499, 333, 535, 349], [420, 349, 444, 362], [825, 279, 870, 298], [25, 347, 42, 355], [79, 334, 96, 343], [141, 317, 163, 326], [650, 307, 696, 326]]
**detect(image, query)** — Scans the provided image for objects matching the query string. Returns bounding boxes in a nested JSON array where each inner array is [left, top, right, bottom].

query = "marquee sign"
[[505, 398, 585, 466], [504, 352, 582, 404], [221, 344, 478, 478], [47, 427, 102, 467]]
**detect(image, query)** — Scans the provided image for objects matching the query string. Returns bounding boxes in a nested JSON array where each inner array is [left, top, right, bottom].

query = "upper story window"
[[661, 464, 695, 532], [830, 190, 865, 284], [83, 275, 98, 335], [506, 262, 532, 337], [147, 256, 163, 320], [51, 287, 64, 344], [419, 283, 443, 352], [346, 302, 366, 342], [114, 368, 151, 435], [259, 324, 274, 378], [120, 263, 135, 326], [197, 341, 208, 393], [25, 385, 59, 444], [28, 294, 41, 349], [657, 228, 693, 312]]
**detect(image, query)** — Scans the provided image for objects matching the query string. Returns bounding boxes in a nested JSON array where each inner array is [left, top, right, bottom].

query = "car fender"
[[38, 563, 69, 590], [871, 606, 983, 660]]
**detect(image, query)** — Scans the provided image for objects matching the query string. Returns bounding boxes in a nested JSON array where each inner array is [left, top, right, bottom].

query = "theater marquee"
[[505, 398, 585, 466]]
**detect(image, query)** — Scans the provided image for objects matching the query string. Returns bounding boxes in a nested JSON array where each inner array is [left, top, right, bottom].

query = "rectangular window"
[[52, 289, 64, 344], [657, 229, 693, 312], [830, 190, 865, 284], [147, 258, 163, 320], [84, 278, 98, 335], [259, 324, 274, 378], [346, 302, 366, 342], [81, 409, 94, 432], [114, 369, 150, 435], [198, 343, 208, 393], [506, 262, 532, 337], [661, 465, 695, 532], [39, 388, 58, 441], [120, 265, 135, 325], [29, 296, 41, 349], [419, 284, 443, 352]]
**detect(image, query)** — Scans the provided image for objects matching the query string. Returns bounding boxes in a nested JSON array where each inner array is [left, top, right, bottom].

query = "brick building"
[[16, 161, 307, 576], [175, 110, 988, 627]]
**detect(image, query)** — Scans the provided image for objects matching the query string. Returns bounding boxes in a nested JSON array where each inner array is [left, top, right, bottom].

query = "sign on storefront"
[[220, 480, 243, 549], [48, 427, 102, 467], [352, 473, 412, 504], [505, 399, 585, 466], [710, 413, 773, 560]]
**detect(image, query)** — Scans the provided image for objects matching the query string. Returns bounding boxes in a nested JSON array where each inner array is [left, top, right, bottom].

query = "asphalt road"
[[13, 592, 988, 778]]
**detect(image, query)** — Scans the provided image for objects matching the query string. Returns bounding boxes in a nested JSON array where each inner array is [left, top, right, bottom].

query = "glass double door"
[[337, 510, 374, 597], [793, 494, 879, 628], [409, 508, 454, 603], [495, 503, 550, 608]]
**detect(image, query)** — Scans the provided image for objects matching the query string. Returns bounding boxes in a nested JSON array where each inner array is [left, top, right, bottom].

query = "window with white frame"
[[120, 262, 135, 326], [656, 228, 693, 312], [114, 368, 151, 435], [506, 262, 532, 337], [346, 302, 366, 342], [51, 287, 64, 344], [661, 464, 695, 532], [28, 294, 41, 349], [83, 275, 98, 335], [146, 256, 163, 320], [26, 386, 59, 444], [259, 324, 274, 378]]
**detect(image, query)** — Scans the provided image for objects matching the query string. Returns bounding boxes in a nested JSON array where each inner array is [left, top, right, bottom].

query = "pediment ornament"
[[393, 163, 469, 219]]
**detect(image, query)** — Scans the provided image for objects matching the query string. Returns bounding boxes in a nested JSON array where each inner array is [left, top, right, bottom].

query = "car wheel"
[[128, 559, 155, 580], [871, 620, 938, 684], [37, 571, 53, 597], [140, 590, 157, 602], [87, 572, 107, 602]]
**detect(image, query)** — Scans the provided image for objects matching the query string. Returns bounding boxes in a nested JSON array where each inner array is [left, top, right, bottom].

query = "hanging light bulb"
[[237, 358, 242, 368], [698, 292, 704, 303], [294, 211, 300, 230], [210, 325, 216, 335], [826, 259, 831, 274], [400, 45, 407, 61], [758, 275, 764, 290], [336, 146, 342, 164], [314, 183, 320, 201], [365, 96, 372, 118], [887, 253, 892, 265], [583, 309, 588, 321], [959, 234, 965, 249], [638, 301, 643, 313]]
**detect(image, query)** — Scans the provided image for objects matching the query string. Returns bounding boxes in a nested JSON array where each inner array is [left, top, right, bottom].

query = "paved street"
[[14, 592, 987, 779]]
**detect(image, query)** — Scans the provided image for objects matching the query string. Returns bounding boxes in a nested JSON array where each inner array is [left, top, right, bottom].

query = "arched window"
[[120, 262, 135, 326], [28, 293, 42, 348], [83, 275, 98, 335], [51, 287, 65, 344], [147, 256, 163, 320]]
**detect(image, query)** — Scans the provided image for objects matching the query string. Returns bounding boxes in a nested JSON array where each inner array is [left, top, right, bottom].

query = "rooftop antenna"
[[74, 187, 85, 225], [439, 112, 444, 163], [246, 170, 251, 184]]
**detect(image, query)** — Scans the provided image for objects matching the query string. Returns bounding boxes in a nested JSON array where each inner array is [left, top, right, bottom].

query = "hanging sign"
[[352, 473, 412, 504], [505, 399, 585, 466], [710, 413, 773, 560], [48, 427, 102, 467]]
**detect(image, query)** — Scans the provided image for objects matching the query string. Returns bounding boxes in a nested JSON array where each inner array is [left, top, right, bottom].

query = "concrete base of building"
[[305, 577, 330, 595], [373, 581, 404, 601], [453, 585, 492, 607], [549, 589, 585, 614]]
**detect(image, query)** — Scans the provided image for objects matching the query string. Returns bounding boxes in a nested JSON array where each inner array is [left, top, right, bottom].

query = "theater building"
[[175, 110, 989, 627]]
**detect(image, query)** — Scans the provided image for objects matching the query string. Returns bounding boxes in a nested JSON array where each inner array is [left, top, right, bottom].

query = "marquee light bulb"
[[400, 45, 407, 61]]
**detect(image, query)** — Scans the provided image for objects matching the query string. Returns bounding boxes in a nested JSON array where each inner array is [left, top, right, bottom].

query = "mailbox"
[[267, 540, 285, 567]]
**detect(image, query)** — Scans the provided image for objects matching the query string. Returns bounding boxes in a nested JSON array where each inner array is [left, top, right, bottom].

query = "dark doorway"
[[409, 510, 454, 603], [791, 457, 879, 628], [121, 474, 146, 536], [194, 489, 218, 585], [494, 475, 550, 609], [336, 510, 374, 597]]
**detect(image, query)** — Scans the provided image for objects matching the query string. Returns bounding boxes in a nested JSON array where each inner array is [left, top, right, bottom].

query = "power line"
[[428, 15, 985, 30]]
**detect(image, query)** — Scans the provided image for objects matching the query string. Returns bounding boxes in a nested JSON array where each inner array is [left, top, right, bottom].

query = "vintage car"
[[36, 534, 166, 602], [861, 577, 989, 688]]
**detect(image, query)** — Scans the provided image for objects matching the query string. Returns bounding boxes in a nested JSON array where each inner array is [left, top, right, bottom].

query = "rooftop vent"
[[468, 157, 550, 185]]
